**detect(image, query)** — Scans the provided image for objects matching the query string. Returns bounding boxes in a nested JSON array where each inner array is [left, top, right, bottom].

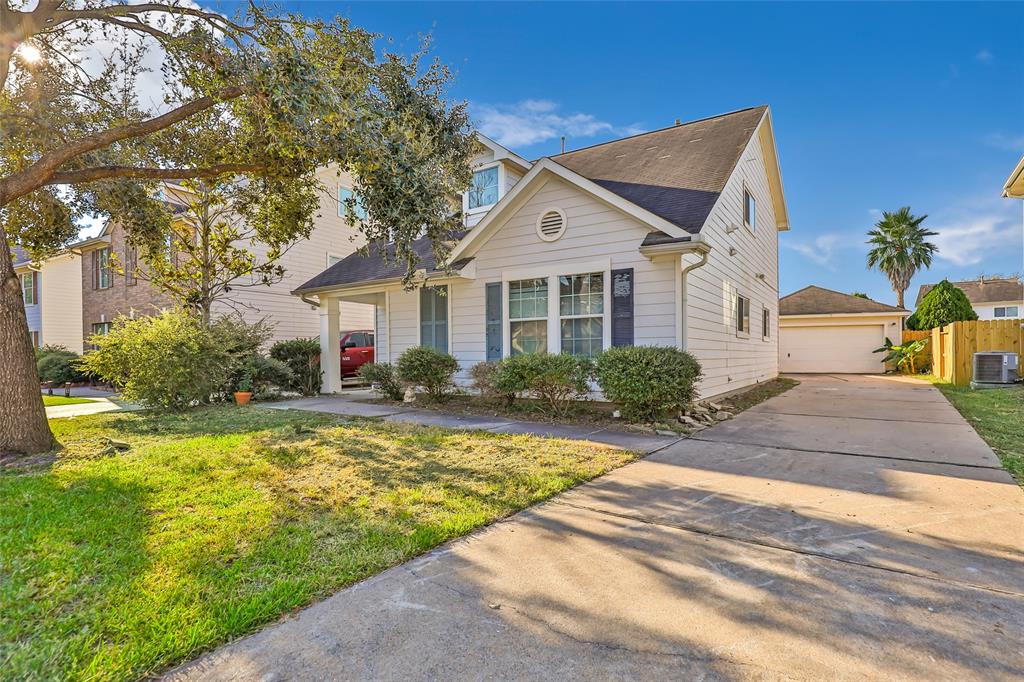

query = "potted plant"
[[234, 370, 253, 406]]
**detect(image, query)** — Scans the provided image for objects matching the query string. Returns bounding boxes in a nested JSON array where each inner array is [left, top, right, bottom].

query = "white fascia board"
[[446, 158, 692, 263], [780, 311, 910, 320], [474, 133, 532, 172]]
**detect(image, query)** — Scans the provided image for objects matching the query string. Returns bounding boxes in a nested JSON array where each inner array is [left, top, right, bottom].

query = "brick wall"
[[81, 222, 168, 344]]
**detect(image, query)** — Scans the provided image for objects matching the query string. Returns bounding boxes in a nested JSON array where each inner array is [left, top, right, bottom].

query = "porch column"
[[320, 296, 342, 393]]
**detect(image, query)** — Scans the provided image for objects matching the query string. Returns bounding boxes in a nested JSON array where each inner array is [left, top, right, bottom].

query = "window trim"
[[507, 277, 550, 356], [735, 293, 751, 338], [558, 272, 605, 357], [463, 161, 504, 216], [21, 272, 35, 306], [327, 253, 343, 268], [762, 306, 770, 341], [743, 185, 756, 233]]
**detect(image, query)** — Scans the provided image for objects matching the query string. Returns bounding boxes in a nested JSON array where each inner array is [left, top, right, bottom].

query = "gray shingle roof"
[[552, 106, 767, 234], [915, 278, 1023, 307], [293, 232, 470, 294], [780, 286, 908, 316]]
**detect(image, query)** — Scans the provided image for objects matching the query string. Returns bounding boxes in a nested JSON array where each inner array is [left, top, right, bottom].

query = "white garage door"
[[780, 324, 886, 373]]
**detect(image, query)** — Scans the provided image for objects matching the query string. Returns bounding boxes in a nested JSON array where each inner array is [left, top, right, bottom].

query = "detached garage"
[[779, 286, 909, 374]]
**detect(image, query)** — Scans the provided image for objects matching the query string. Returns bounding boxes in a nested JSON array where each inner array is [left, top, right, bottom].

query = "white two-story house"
[[294, 106, 789, 400]]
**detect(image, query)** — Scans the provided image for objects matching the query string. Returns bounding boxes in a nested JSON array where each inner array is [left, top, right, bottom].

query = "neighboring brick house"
[[78, 222, 169, 345]]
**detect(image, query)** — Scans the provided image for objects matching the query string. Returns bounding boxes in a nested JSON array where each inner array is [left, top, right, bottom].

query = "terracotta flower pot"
[[234, 391, 253, 406]]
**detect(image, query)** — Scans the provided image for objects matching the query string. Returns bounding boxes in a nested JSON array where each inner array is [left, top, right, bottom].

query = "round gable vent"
[[536, 208, 567, 242]]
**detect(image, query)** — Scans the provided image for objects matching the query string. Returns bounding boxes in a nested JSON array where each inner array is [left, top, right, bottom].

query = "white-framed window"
[[21, 272, 35, 305], [327, 254, 343, 267], [467, 165, 500, 211], [994, 306, 1019, 318], [93, 248, 112, 289], [338, 186, 367, 222], [762, 307, 770, 340], [559, 272, 604, 357], [736, 294, 751, 337], [743, 188, 756, 232], [419, 285, 449, 353], [508, 278, 548, 355], [92, 321, 112, 336]]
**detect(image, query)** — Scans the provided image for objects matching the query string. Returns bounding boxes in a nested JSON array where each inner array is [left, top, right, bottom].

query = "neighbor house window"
[[744, 189, 756, 231], [125, 245, 138, 286], [559, 273, 604, 357], [338, 187, 367, 222], [762, 307, 770, 340], [93, 248, 112, 289], [467, 166, 499, 210], [419, 285, 448, 353], [92, 322, 112, 336], [509, 278, 548, 355], [994, 306, 1019, 318], [21, 272, 35, 305], [736, 294, 751, 336]]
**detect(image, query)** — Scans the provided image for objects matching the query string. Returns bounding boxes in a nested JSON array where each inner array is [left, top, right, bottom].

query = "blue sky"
[[220, 2, 1019, 304]]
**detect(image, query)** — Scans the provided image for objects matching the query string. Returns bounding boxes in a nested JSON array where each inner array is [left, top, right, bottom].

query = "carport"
[[779, 285, 908, 373]]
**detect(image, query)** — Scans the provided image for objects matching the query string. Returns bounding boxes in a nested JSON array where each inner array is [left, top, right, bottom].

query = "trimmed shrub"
[[469, 360, 515, 405], [396, 346, 459, 402], [37, 349, 88, 386], [80, 310, 271, 409], [493, 352, 593, 416], [270, 338, 322, 395], [595, 346, 702, 422], [359, 362, 404, 401], [246, 355, 294, 399], [907, 279, 978, 330]]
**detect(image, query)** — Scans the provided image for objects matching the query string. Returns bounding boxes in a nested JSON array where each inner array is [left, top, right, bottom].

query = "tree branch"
[[0, 85, 245, 203], [46, 162, 267, 185]]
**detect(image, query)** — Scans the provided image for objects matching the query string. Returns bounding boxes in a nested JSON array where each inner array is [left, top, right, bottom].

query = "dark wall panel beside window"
[[610, 268, 634, 347], [485, 282, 502, 361]]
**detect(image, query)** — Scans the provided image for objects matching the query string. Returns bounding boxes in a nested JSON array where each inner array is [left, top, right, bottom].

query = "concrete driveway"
[[170, 375, 1024, 681]]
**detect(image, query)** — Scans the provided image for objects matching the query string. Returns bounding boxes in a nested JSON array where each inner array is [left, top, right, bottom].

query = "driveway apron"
[[169, 375, 1024, 681]]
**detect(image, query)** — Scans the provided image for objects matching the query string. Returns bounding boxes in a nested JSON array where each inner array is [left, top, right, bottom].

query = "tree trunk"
[[0, 237, 55, 457], [896, 288, 905, 309]]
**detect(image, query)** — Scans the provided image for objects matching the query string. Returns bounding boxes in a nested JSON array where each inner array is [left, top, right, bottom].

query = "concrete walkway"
[[169, 375, 1024, 681], [43, 388, 139, 419], [263, 392, 683, 454]]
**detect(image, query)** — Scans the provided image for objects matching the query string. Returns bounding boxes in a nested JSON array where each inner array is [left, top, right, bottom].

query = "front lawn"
[[42, 395, 96, 407], [0, 406, 635, 680], [931, 380, 1023, 483]]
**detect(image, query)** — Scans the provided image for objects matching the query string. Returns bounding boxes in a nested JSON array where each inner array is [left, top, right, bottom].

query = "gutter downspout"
[[300, 294, 319, 308], [680, 251, 709, 351]]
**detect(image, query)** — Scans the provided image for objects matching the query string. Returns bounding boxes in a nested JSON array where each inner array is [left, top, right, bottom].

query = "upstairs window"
[[468, 166, 499, 210], [93, 248, 112, 290], [21, 272, 35, 305], [994, 306, 1019, 318], [744, 188, 756, 231], [125, 244, 138, 286], [338, 186, 368, 222]]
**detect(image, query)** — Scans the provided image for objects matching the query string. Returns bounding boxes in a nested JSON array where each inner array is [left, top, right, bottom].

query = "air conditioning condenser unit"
[[972, 352, 1019, 386]]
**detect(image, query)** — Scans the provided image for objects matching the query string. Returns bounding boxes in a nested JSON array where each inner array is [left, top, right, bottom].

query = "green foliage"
[[594, 346, 703, 422], [244, 356, 294, 400], [396, 346, 460, 402], [850, 292, 869, 299], [873, 337, 930, 374], [469, 360, 515, 405], [36, 348, 88, 386], [358, 362, 404, 401], [80, 310, 270, 409], [907, 280, 978, 330], [270, 338, 322, 396], [493, 353, 594, 416], [866, 207, 938, 308]]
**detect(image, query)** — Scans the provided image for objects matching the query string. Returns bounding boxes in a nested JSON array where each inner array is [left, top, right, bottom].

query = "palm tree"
[[866, 207, 938, 308]]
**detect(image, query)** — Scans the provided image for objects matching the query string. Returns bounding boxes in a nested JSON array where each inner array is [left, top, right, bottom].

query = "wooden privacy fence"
[[930, 319, 1023, 386], [901, 329, 932, 373]]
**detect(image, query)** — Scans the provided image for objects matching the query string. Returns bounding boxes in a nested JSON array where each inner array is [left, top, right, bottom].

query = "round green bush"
[[37, 350, 88, 385], [359, 362, 404, 401], [492, 352, 593, 415], [270, 338, 322, 395], [396, 346, 459, 402], [594, 346, 702, 422]]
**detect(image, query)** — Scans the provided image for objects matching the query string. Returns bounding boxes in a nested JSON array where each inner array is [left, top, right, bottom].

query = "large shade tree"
[[866, 207, 938, 309], [0, 0, 474, 456]]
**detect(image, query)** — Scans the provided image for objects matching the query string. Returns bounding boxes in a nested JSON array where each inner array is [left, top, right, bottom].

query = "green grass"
[[929, 379, 1024, 483], [0, 406, 636, 680], [42, 395, 96, 407]]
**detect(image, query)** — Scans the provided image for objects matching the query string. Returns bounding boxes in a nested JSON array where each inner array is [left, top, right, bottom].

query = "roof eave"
[[1002, 155, 1024, 198]]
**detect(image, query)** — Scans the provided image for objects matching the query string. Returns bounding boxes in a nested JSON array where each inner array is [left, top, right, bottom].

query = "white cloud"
[[785, 233, 848, 269], [983, 132, 1024, 152], [932, 213, 1022, 266], [472, 100, 643, 148], [975, 49, 994, 63]]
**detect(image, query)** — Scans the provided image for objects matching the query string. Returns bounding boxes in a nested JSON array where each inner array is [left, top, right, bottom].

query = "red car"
[[341, 330, 375, 377]]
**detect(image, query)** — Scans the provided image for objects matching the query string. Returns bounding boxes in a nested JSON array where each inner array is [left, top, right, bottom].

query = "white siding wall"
[[40, 253, 84, 353], [384, 176, 679, 385], [212, 166, 374, 343], [685, 130, 780, 397]]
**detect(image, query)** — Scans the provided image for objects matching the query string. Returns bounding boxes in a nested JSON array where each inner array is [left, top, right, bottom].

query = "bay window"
[[467, 166, 499, 210], [559, 273, 604, 356], [509, 278, 547, 355]]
